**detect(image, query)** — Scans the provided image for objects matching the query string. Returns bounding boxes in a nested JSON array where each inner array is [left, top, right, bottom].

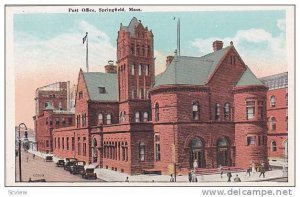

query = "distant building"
[[260, 72, 288, 165], [51, 17, 269, 175], [33, 82, 75, 153]]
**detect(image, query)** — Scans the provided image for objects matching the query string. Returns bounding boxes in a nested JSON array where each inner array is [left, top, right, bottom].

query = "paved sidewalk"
[[94, 168, 287, 183]]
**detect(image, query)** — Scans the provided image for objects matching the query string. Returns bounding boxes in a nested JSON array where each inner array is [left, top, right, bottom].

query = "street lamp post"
[[18, 123, 28, 182]]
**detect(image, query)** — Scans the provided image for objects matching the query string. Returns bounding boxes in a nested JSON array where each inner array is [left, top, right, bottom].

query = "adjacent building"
[[50, 17, 269, 175], [33, 82, 75, 153], [260, 72, 288, 165]]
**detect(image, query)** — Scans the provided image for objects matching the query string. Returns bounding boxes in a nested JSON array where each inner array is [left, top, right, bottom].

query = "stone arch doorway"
[[217, 137, 231, 167], [189, 138, 205, 169], [92, 138, 98, 163]]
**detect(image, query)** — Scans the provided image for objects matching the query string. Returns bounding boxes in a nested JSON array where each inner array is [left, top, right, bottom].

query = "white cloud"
[[14, 20, 116, 82], [191, 18, 287, 77]]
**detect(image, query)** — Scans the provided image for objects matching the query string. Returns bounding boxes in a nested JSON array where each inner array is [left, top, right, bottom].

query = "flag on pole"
[[83, 34, 87, 44]]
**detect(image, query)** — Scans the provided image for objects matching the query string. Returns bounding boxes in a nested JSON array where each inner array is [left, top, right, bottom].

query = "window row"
[[130, 64, 150, 76], [44, 101, 63, 111], [103, 141, 128, 161], [134, 111, 150, 123], [130, 44, 151, 57], [246, 100, 265, 120], [97, 113, 112, 125], [76, 113, 87, 128], [131, 87, 150, 100], [45, 117, 73, 126], [246, 135, 267, 146], [54, 136, 76, 152], [214, 102, 232, 121]]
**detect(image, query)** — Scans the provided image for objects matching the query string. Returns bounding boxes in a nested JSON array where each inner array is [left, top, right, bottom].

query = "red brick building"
[[52, 17, 268, 175], [260, 72, 288, 165], [33, 82, 75, 153]]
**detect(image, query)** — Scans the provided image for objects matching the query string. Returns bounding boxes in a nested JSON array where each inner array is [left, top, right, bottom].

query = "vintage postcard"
[[5, 5, 295, 188]]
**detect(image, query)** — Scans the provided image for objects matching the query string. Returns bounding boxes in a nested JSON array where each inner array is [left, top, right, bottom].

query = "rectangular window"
[[62, 137, 64, 150], [131, 65, 135, 75], [78, 91, 83, 99], [66, 137, 69, 150], [145, 65, 149, 76], [56, 118, 60, 126], [54, 137, 56, 149], [46, 140, 49, 147], [58, 138, 60, 149], [155, 135, 161, 161], [258, 101, 265, 120], [131, 87, 135, 99], [139, 88, 144, 99], [247, 136, 255, 146], [71, 137, 75, 151], [246, 101, 255, 120], [83, 143, 86, 156], [78, 137, 81, 155], [138, 65, 142, 76], [98, 87, 106, 94]]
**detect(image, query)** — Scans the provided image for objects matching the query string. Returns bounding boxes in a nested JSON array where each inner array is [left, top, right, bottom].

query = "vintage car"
[[69, 161, 86, 175], [45, 155, 53, 162], [64, 158, 77, 171], [56, 159, 65, 167], [82, 168, 97, 179]]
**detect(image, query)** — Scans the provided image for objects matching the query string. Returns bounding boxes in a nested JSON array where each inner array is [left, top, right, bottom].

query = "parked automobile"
[[82, 168, 97, 179], [69, 161, 86, 175], [64, 158, 77, 171], [45, 155, 53, 162], [56, 159, 65, 167]]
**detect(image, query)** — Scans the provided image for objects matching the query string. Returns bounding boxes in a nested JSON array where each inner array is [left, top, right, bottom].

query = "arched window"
[[217, 137, 231, 166], [271, 117, 277, 131], [143, 112, 149, 122], [98, 113, 103, 124], [215, 103, 220, 120], [106, 114, 112, 125], [138, 65, 142, 76], [270, 96, 276, 108], [271, 141, 277, 152], [192, 101, 199, 120], [135, 112, 140, 123], [224, 103, 230, 120], [155, 103, 159, 122], [139, 142, 145, 161], [154, 134, 160, 161]]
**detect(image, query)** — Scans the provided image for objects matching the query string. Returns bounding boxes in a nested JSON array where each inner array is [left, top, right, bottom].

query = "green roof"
[[154, 46, 231, 87], [154, 46, 263, 88], [236, 68, 264, 87], [83, 72, 118, 101]]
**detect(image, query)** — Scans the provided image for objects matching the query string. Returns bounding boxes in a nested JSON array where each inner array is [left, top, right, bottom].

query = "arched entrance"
[[217, 137, 231, 166], [92, 138, 98, 163], [189, 138, 205, 168]]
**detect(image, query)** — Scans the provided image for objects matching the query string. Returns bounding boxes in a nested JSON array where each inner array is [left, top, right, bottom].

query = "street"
[[15, 151, 104, 182]]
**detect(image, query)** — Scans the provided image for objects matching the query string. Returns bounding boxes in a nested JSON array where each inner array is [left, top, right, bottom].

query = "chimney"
[[105, 60, 117, 73], [166, 56, 174, 67], [213, 40, 223, 52]]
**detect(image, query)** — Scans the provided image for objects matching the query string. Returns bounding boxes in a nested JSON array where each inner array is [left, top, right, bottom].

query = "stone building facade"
[[51, 17, 268, 175]]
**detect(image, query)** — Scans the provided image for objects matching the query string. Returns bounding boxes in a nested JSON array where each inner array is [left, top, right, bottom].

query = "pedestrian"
[[259, 165, 266, 178], [188, 170, 192, 182], [234, 174, 241, 182], [192, 172, 198, 182], [227, 171, 232, 182], [246, 165, 251, 177], [170, 174, 175, 182], [125, 177, 129, 182], [218, 164, 223, 178], [33, 154, 35, 159], [193, 159, 198, 171]]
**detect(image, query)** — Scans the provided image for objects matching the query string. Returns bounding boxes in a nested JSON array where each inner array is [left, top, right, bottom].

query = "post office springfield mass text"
[[68, 7, 141, 13]]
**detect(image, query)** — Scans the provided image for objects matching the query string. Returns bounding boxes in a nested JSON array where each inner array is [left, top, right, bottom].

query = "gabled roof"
[[82, 72, 118, 101], [154, 45, 263, 88], [154, 46, 231, 87]]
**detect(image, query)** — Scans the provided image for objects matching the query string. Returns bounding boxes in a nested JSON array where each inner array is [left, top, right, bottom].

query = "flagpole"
[[86, 32, 89, 72], [177, 18, 180, 56]]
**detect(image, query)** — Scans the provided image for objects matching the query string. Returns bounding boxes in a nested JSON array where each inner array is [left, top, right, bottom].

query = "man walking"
[[227, 171, 232, 182], [170, 174, 175, 182], [259, 165, 266, 178], [188, 170, 192, 182]]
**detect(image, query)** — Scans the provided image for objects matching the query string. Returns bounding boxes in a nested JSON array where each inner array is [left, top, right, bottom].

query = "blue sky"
[[13, 9, 288, 128], [14, 10, 285, 56]]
